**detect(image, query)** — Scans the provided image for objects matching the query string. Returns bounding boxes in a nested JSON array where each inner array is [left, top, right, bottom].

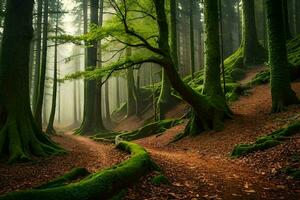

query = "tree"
[[266, 0, 299, 112], [0, 0, 63, 163], [282, 0, 292, 40], [241, 0, 265, 66], [76, 0, 106, 135], [46, 0, 61, 134], [84, 0, 231, 136], [34, 0, 49, 130], [189, 0, 195, 78], [32, 0, 43, 112]]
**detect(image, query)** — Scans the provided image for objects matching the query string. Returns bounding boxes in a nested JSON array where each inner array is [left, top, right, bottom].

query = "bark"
[[105, 81, 111, 124], [266, 0, 299, 112], [116, 77, 120, 108], [241, 0, 265, 66], [76, 0, 106, 135], [32, 0, 43, 113], [282, 0, 292, 40], [46, 1, 59, 134], [170, 0, 178, 70], [34, 0, 49, 130], [189, 0, 195, 78], [0, 0, 63, 163]]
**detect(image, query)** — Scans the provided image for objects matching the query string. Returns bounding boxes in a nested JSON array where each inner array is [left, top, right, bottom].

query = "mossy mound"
[[231, 121, 300, 158], [0, 142, 156, 200], [151, 174, 170, 186]]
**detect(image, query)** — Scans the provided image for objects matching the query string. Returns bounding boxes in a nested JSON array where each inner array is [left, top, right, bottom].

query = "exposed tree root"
[[91, 119, 182, 144], [0, 142, 157, 200], [231, 121, 300, 158], [0, 114, 64, 163], [36, 168, 90, 189]]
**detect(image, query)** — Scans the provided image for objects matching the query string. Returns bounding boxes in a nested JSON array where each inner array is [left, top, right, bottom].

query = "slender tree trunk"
[[0, 0, 63, 163], [46, 2, 59, 134], [105, 81, 111, 123], [266, 0, 299, 112], [126, 48, 136, 117], [116, 77, 120, 108], [170, 0, 178, 69], [189, 0, 195, 78], [34, 0, 49, 130], [282, 0, 292, 40], [32, 0, 43, 113]]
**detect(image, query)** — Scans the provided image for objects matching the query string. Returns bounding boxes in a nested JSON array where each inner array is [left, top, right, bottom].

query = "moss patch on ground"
[[0, 142, 156, 200], [151, 173, 170, 186], [231, 121, 300, 158]]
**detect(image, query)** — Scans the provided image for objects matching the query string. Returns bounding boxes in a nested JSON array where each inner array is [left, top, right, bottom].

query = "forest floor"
[[0, 66, 299, 199]]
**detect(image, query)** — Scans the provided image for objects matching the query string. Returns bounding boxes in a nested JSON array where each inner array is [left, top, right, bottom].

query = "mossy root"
[[0, 142, 156, 200]]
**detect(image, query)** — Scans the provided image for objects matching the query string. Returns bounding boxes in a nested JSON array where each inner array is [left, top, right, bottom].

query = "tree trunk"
[[282, 0, 292, 40], [116, 77, 120, 108], [266, 0, 299, 112], [76, 0, 106, 135], [189, 0, 195, 78], [241, 0, 265, 66], [126, 48, 136, 117], [46, 1, 59, 134], [170, 0, 178, 70], [296, 0, 300, 35], [32, 0, 43, 113], [0, 0, 63, 163], [34, 0, 49, 130], [105, 81, 111, 124]]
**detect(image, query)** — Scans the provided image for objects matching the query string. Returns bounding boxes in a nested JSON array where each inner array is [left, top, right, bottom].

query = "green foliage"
[[287, 35, 300, 67], [151, 174, 170, 186], [231, 121, 300, 158], [0, 142, 155, 200]]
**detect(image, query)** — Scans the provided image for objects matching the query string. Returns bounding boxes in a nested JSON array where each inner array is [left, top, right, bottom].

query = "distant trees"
[[0, 0, 62, 163], [266, 0, 299, 112]]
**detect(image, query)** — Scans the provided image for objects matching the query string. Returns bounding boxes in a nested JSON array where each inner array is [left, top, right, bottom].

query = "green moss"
[[151, 174, 170, 186], [0, 142, 156, 200], [109, 189, 127, 200], [36, 168, 90, 189], [231, 121, 300, 158]]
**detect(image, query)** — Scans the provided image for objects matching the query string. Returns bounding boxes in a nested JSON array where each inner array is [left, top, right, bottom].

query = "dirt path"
[[126, 72, 300, 199], [0, 133, 126, 195]]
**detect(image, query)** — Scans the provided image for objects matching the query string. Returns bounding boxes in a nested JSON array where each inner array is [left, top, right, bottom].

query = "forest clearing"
[[0, 0, 300, 199]]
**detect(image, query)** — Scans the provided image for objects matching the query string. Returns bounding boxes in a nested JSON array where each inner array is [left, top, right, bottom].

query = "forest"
[[0, 0, 299, 199]]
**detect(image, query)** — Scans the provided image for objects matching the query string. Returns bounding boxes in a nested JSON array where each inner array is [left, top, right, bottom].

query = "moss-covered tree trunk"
[[105, 81, 111, 124], [266, 0, 299, 112], [241, 0, 265, 66], [0, 0, 63, 163], [126, 48, 137, 117], [76, 0, 105, 135], [157, 69, 173, 119], [153, 0, 231, 136]]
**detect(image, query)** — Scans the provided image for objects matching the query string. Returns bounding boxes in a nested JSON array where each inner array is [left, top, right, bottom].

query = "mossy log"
[[231, 121, 300, 158], [0, 142, 156, 200]]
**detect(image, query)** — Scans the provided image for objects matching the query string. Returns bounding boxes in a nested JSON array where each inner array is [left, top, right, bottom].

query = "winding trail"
[[125, 67, 300, 199], [0, 132, 125, 195]]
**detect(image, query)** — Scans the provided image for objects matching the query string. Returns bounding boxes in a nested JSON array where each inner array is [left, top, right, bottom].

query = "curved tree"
[[266, 0, 299, 112], [0, 0, 63, 163], [84, 0, 230, 136]]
